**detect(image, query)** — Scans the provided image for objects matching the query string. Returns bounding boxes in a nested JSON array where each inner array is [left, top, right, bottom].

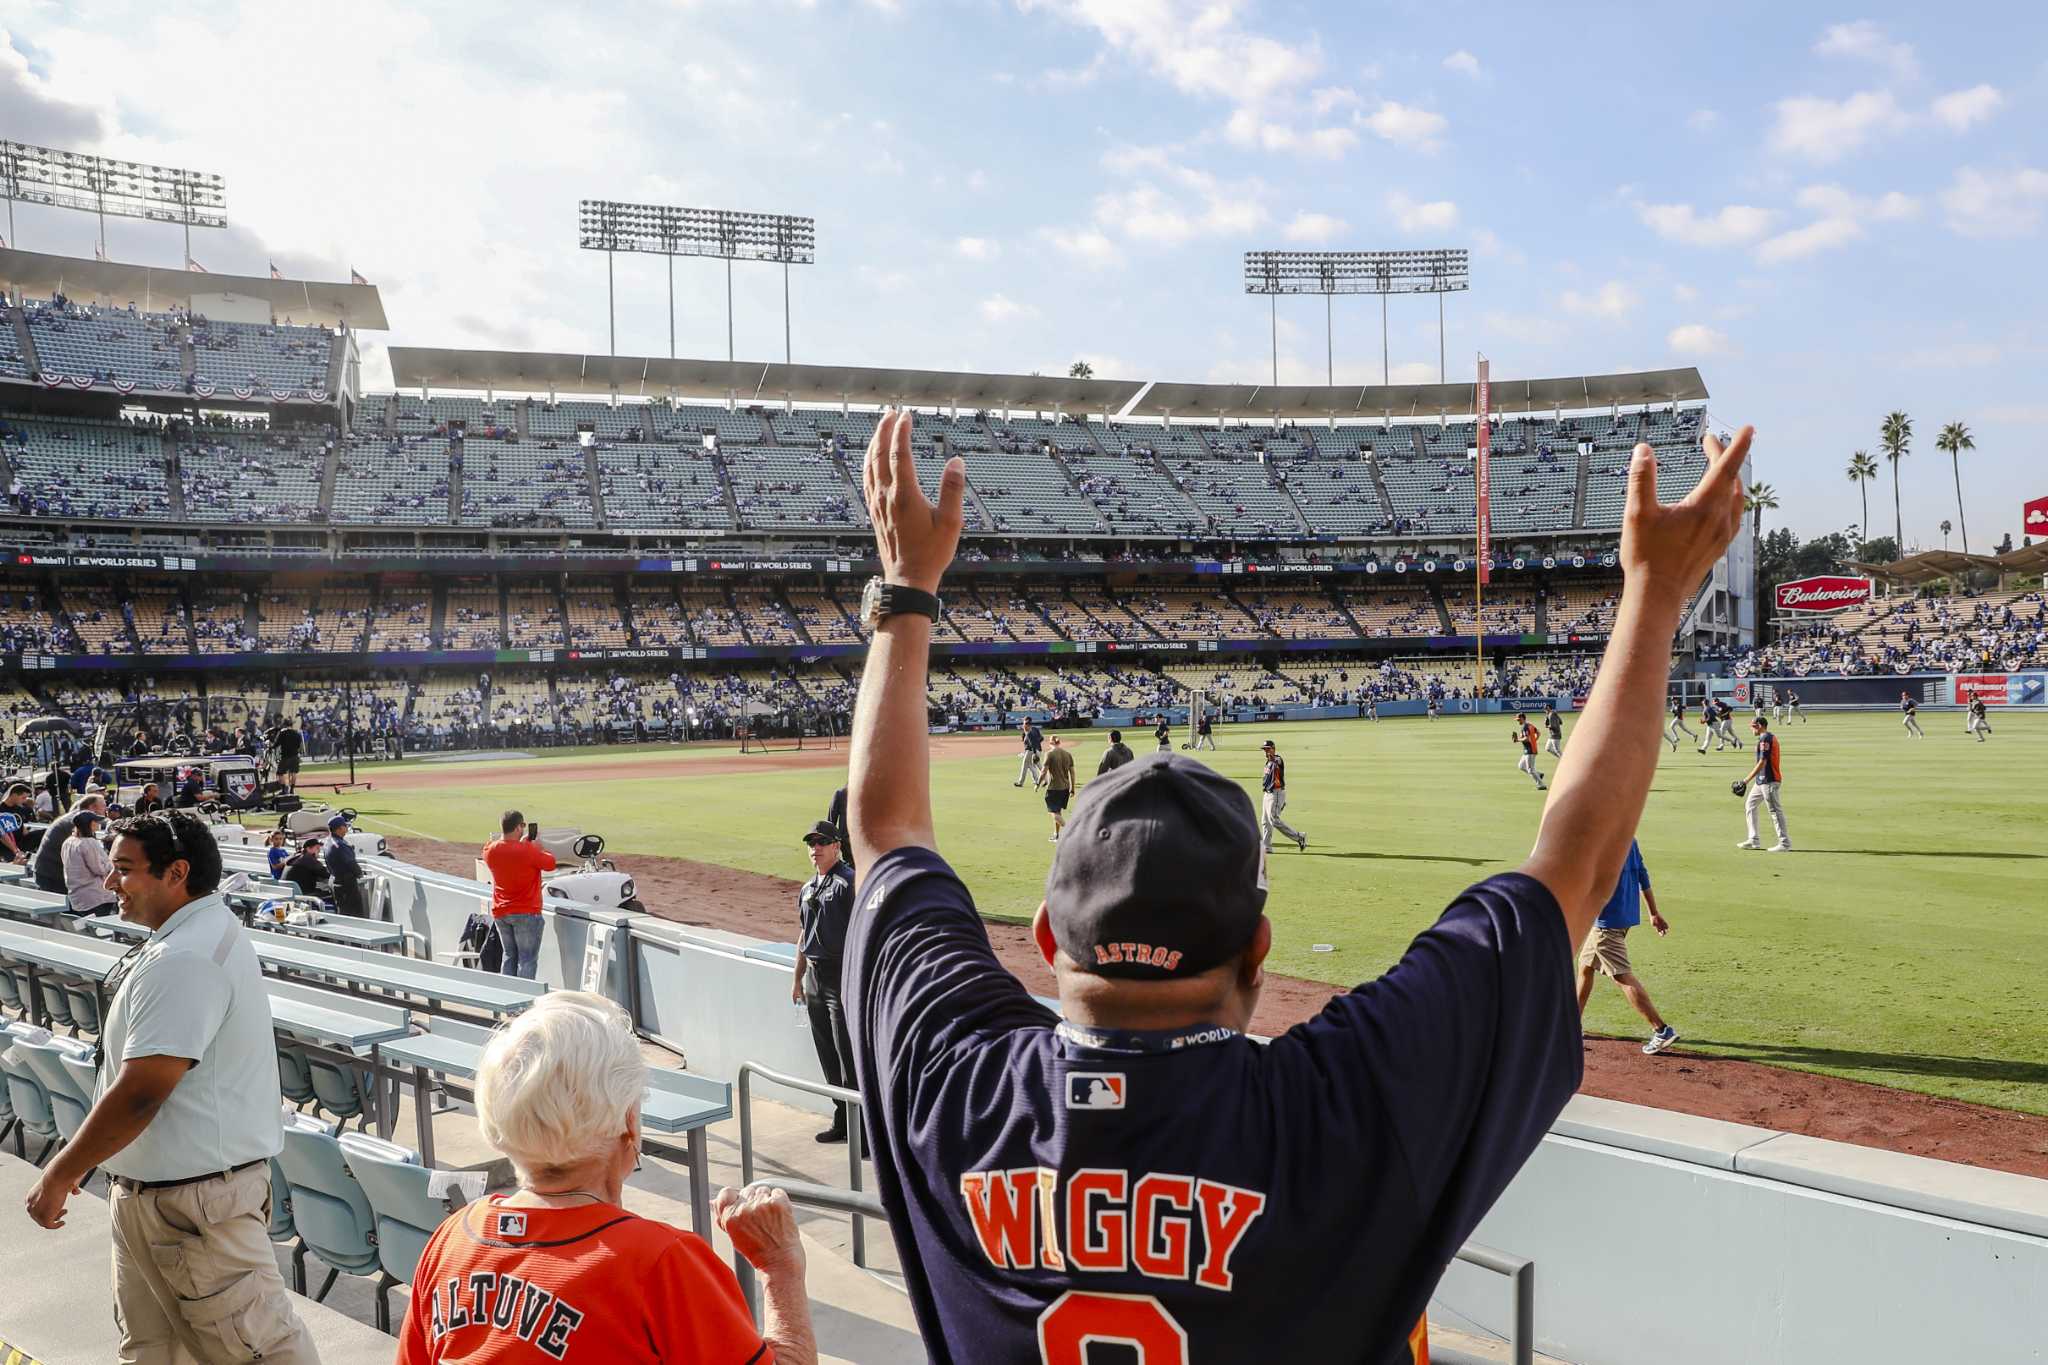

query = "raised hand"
[[861, 409, 965, 595], [1621, 426, 1753, 605]]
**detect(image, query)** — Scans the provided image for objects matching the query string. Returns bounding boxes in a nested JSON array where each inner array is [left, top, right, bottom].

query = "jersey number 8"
[[1037, 1291, 1187, 1364]]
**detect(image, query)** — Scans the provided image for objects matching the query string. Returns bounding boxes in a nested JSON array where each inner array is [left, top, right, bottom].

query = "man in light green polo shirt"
[[23, 809, 314, 1363]]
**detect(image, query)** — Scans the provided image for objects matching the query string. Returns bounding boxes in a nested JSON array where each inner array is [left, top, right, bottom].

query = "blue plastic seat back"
[[268, 1157, 296, 1242], [305, 1057, 364, 1121], [276, 1124, 380, 1275], [34, 980, 73, 1031], [0, 1046, 58, 1141], [277, 1045, 316, 1105], [339, 1134, 440, 1283], [14, 1037, 89, 1139], [0, 967, 22, 1012], [59, 980, 98, 1034]]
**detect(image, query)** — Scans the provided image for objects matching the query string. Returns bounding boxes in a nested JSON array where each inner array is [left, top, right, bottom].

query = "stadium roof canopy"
[[386, 349, 1148, 412], [1126, 368, 1709, 419], [0, 248, 388, 329], [1850, 549, 2004, 585], [388, 348, 1707, 420], [1993, 541, 2048, 576]]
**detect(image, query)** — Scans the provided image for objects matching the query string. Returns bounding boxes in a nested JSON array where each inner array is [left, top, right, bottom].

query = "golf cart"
[[114, 755, 267, 814], [540, 832, 645, 913], [276, 804, 391, 859]]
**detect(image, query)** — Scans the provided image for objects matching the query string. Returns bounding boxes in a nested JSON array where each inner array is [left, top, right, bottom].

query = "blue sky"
[[0, 0, 2042, 551]]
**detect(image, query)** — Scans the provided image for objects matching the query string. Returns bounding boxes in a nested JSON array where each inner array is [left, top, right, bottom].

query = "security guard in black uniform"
[[792, 819, 858, 1143]]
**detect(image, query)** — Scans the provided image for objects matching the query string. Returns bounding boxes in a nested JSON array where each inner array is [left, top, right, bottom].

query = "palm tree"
[[1940, 519, 1953, 549], [1934, 421, 1974, 555], [1846, 451, 1878, 554], [1068, 360, 1095, 380], [1746, 481, 1778, 615], [1879, 411, 1912, 556]]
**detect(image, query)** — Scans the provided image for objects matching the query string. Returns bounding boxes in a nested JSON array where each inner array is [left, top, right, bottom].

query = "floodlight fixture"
[[0, 139, 227, 262], [1242, 248, 1471, 385], [578, 199, 816, 361]]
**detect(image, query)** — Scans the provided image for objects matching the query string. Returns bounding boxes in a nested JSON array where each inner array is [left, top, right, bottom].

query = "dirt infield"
[[357, 734, 1017, 791], [385, 832, 2048, 1180]]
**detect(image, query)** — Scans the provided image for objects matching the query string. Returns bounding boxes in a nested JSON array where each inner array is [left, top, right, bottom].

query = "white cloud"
[[1309, 85, 1360, 115], [1756, 184, 1919, 263], [1386, 191, 1458, 234], [1560, 281, 1639, 320], [1082, 154, 1269, 249], [1667, 324, 1729, 356], [1636, 201, 1776, 246], [1359, 99, 1447, 150], [1814, 21, 1918, 80], [1673, 283, 1699, 303], [1225, 108, 1357, 157], [1442, 50, 1481, 78], [1468, 228, 1524, 265], [1686, 109, 1719, 132], [1282, 211, 1349, 244], [954, 236, 1000, 261], [1940, 166, 2048, 238], [1769, 90, 1908, 162], [1042, 225, 1122, 266], [1480, 311, 1564, 345], [979, 293, 1037, 323], [1931, 84, 2003, 132]]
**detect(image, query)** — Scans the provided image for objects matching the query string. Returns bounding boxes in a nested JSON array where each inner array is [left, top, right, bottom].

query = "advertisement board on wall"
[[1952, 673, 2046, 706], [1774, 576, 1874, 613]]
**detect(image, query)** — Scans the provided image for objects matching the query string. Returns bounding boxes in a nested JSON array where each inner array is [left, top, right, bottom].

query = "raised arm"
[[1521, 427, 1751, 943], [847, 411, 966, 876]]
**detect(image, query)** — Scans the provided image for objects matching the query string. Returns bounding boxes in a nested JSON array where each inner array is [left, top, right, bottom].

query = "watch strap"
[[876, 583, 942, 622]]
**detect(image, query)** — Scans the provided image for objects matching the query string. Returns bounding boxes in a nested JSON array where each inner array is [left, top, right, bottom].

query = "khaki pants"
[[110, 1163, 317, 1364], [1260, 789, 1304, 851]]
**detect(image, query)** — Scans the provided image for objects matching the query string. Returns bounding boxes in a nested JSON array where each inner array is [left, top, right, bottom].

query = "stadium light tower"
[[0, 139, 227, 265], [1243, 248, 1469, 385], [578, 200, 816, 361]]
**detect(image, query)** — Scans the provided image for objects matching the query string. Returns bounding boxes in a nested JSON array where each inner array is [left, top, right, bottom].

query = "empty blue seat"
[[14, 1034, 93, 1146], [57, 978, 99, 1036], [0, 1025, 61, 1163], [0, 966, 23, 1017], [275, 1116, 379, 1305], [277, 1044, 317, 1109], [305, 1056, 369, 1130], [339, 1132, 434, 1332]]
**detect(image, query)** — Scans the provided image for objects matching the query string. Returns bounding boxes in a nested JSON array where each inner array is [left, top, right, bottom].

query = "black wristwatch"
[[859, 576, 942, 628]]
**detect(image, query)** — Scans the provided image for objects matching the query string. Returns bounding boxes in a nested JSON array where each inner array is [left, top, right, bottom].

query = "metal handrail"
[[736, 1060, 868, 1267], [1434, 1242, 1535, 1365], [730, 1177, 889, 1325]]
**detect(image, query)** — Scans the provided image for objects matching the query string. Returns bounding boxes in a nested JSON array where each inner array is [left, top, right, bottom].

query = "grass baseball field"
[[318, 711, 2047, 1115]]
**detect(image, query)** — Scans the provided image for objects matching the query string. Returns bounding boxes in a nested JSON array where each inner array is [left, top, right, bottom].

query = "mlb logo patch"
[[1067, 1072, 1126, 1110], [496, 1212, 528, 1238]]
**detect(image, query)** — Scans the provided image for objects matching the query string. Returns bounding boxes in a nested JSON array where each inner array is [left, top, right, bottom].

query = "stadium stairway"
[[317, 442, 341, 520], [584, 446, 607, 527], [322, 338, 346, 400], [428, 582, 449, 648], [7, 303, 36, 372], [513, 400, 530, 439], [1426, 581, 1456, 634], [1533, 590, 1550, 637], [1408, 425, 1430, 459], [1570, 441, 1592, 527], [1269, 463, 1315, 536], [177, 323, 195, 385], [445, 437, 463, 524], [161, 432, 187, 519], [1367, 452, 1397, 522], [1144, 445, 1212, 527]]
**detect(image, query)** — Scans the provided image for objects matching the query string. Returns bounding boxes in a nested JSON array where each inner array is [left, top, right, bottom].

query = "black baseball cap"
[[801, 820, 841, 846], [1044, 753, 1266, 980], [1260, 739, 1275, 750]]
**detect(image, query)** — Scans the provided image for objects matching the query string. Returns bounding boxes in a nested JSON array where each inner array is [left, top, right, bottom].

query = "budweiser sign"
[[1775, 575, 1873, 612]]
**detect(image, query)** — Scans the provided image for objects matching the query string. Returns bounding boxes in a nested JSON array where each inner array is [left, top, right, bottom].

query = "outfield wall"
[[317, 845, 2048, 1358], [1737, 671, 2046, 710]]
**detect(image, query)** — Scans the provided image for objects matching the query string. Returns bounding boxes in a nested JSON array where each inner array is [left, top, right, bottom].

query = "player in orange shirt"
[[396, 993, 817, 1364], [1512, 712, 1548, 791]]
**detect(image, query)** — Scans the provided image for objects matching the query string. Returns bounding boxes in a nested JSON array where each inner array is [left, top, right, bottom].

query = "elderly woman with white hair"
[[397, 992, 818, 1363]]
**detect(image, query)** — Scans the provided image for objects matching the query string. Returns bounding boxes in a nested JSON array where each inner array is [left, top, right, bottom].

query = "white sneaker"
[[1735, 840, 1761, 850], [1643, 1026, 1679, 1055], [1767, 842, 1792, 853]]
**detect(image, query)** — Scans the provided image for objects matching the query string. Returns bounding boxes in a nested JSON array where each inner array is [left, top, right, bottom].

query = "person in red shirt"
[[482, 809, 556, 979], [396, 991, 817, 1364]]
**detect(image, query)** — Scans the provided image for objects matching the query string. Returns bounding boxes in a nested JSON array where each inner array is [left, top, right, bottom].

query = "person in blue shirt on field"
[[1576, 838, 1677, 1055]]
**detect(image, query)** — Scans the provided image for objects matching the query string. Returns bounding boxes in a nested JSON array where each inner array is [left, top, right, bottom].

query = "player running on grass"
[[1577, 838, 1678, 1055], [841, 408, 1753, 1362], [1543, 702, 1565, 757], [1013, 717, 1044, 786], [1259, 738, 1307, 852], [1514, 713, 1548, 790], [1966, 696, 1993, 742], [1900, 691, 1925, 738], [1785, 688, 1806, 722], [1664, 696, 1697, 750]]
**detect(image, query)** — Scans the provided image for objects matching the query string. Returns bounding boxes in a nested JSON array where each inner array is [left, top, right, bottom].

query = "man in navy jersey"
[[842, 409, 1752, 1364], [1737, 715, 1792, 852], [1900, 691, 1924, 738]]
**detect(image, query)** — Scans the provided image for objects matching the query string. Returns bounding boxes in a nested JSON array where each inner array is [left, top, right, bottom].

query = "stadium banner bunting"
[[1475, 357, 1491, 585], [1774, 575, 1873, 613], [2025, 494, 2048, 538]]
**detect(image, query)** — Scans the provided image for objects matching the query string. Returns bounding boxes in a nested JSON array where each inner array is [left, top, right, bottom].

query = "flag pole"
[[1474, 355, 1491, 703]]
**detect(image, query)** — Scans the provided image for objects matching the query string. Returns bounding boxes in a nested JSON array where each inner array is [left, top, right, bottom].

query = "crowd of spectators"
[[1735, 588, 2047, 677]]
